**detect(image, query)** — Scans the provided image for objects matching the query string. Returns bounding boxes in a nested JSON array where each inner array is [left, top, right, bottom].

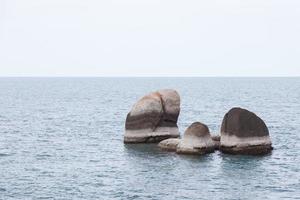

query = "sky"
[[0, 0, 299, 77]]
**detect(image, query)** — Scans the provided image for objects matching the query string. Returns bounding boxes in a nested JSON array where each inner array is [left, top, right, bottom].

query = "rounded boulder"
[[220, 107, 273, 155], [176, 122, 215, 155]]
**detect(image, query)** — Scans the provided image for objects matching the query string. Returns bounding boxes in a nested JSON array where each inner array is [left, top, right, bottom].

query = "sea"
[[0, 77, 299, 200]]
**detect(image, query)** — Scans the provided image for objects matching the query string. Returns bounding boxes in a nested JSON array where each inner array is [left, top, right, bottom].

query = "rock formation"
[[158, 138, 180, 151], [124, 89, 180, 143], [220, 107, 273, 155], [176, 122, 215, 155]]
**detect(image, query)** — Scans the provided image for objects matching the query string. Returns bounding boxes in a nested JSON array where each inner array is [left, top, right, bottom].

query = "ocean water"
[[0, 77, 299, 200]]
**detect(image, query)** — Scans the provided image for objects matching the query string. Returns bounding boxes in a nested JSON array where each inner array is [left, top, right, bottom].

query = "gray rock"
[[212, 135, 220, 141], [220, 107, 273, 155], [124, 89, 180, 143], [211, 135, 221, 150], [158, 138, 180, 151], [176, 122, 215, 155]]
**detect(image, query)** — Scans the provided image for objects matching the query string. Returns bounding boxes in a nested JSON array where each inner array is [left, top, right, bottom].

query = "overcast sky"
[[0, 0, 299, 76]]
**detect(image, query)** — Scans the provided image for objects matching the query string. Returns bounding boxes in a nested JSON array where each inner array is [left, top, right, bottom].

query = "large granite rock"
[[220, 107, 273, 155], [176, 122, 215, 155], [124, 89, 180, 143]]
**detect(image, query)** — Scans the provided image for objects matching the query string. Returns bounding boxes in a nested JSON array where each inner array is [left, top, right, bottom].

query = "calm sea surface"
[[0, 78, 299, 200]]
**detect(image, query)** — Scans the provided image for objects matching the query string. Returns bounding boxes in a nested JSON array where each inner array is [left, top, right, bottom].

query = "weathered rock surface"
[[176, 122, 215, 155], [124, 89, 180, 143], [220, 107, 273, 155], [158, 138, 180, 151]]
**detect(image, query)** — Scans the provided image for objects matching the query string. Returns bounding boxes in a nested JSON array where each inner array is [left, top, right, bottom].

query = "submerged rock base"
[[124, 127, 180, 144], [220, 145, 273, 155]]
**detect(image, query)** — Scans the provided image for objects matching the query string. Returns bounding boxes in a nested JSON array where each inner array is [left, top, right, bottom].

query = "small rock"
[[158, 138, 180, 151], [211, 135, 221, 150], [176, 122, 215, 155], [211, 135, 220, 141]]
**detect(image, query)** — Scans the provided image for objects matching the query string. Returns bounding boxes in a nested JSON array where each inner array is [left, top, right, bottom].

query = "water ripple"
[[0, 77, 299, 199]]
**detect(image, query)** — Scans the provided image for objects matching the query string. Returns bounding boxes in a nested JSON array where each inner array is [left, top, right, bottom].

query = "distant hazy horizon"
[[1, 0, 300, 77], [0, 75, 300, 78]]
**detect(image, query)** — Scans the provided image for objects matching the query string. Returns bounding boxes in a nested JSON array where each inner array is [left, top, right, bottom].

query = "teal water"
[[0, 78, 299, 199]]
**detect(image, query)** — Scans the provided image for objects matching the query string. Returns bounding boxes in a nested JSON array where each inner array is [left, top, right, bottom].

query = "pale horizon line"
[[0, 75, 299, 78]]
